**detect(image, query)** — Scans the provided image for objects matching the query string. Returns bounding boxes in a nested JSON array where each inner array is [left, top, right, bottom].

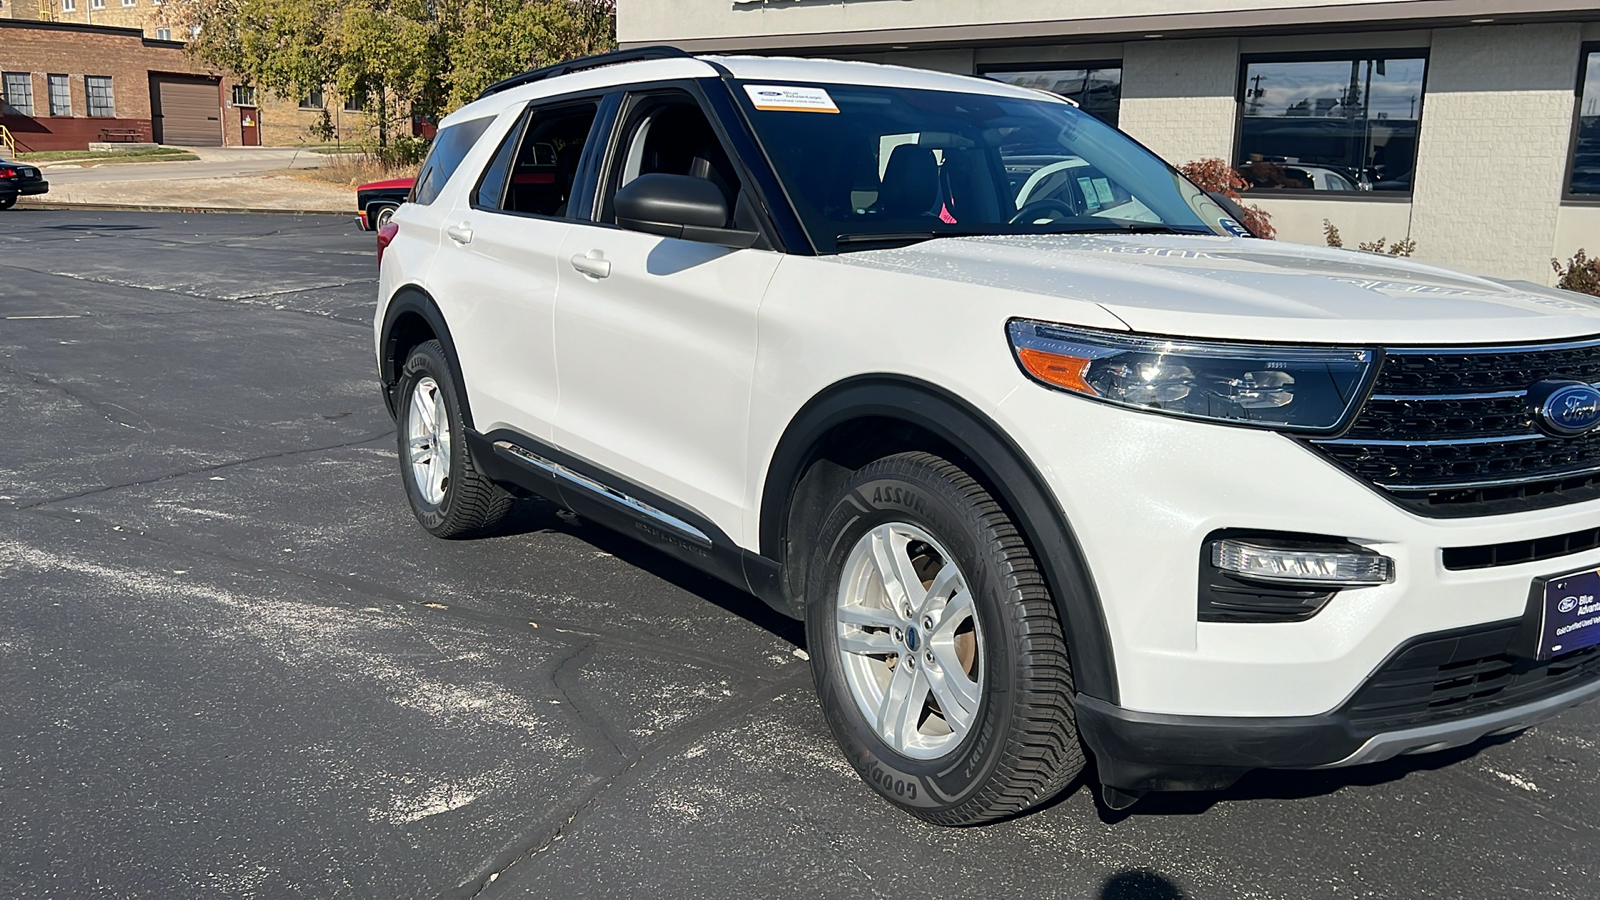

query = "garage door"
[[151, 76, 222, 147]]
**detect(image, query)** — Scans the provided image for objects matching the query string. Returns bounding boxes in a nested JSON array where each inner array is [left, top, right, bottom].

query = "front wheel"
[[805, 452, 1085, 825]]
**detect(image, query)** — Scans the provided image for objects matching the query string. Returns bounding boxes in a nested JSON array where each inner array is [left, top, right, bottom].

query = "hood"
[[831, 233, 1600, 345], [357, 177, 415, 191]]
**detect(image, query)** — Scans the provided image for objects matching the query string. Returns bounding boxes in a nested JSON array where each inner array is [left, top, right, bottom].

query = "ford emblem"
[[1527, 380, 1600, 437]]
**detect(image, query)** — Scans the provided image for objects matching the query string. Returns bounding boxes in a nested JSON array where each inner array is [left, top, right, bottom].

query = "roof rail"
[[477, 45, 697, 100]]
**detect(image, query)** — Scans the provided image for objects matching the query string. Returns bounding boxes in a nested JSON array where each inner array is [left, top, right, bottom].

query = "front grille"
[[1307, 338, 1600, 516], [1443, 526, 1600, 570], [1344, 621, 1600, 730]]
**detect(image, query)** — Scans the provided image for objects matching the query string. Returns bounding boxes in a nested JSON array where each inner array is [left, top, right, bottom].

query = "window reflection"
[[983, 67, 1122, 126], [1238, 55, 1426, 193], [1572, 50, 1600, 196]]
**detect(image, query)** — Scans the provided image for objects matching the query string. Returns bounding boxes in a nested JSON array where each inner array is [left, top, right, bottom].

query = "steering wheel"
[[1009, 198, 1079, 225]]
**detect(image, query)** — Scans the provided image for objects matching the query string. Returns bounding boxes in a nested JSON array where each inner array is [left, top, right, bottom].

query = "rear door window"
[[411, 116, 494, 205], [473, 101, 601, 218]]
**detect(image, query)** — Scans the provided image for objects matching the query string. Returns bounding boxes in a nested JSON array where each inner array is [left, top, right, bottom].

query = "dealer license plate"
[[1531, 565, 1600, 660]]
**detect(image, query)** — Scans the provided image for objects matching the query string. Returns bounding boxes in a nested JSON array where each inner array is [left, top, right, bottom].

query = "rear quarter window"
[[411, 116, 495, 205]]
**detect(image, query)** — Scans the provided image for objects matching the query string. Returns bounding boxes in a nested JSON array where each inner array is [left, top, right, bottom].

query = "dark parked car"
[[0, 159, 48, 210], [356, 177, 413, 230]]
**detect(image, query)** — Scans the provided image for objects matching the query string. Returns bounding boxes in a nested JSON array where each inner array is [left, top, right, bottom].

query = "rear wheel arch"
[[379, 287, 474, 427], [760, 374, 1119, 703]]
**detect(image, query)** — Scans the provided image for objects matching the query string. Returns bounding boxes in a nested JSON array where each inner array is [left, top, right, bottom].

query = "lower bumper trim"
[[1322, 673, 1600, 768], [1075, 669, 1600, 794]]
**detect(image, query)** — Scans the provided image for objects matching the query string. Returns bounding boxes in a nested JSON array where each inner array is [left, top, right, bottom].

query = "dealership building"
[[618, 1, 1600, 284]]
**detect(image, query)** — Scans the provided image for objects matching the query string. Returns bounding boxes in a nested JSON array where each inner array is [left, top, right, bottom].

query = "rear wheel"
[[805, 451, 1085, 825], [0, 195, 16, 211], [395, 340, 513, 538]]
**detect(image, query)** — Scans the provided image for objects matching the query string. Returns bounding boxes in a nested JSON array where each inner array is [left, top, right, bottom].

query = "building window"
[[299, 89, 324, 110], [981, 65, 1123, 127], [47, 74, 70, 116], [156, 27, 171, 40], [2, 72, 34, 116], [121, 0, 134, 6], [1570, 47, 1600, 197], [343, 93, 365, 112], [1237, 53, 1427, 193], [61, 0, 74, 9], [85, 76, 114, 117], [89, 0, 104, 9], [231, 85, 257, 107]]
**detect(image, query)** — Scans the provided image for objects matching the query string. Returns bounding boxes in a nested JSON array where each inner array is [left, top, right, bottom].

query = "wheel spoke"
[[837, 602, 899, 629], [932, 588, 974, 638], [924, 560, 961, 607], [837, 630, 896, 656], [928, 641, 981, 724], [876, 662, 927, 753], [870, 524, 926, 614]]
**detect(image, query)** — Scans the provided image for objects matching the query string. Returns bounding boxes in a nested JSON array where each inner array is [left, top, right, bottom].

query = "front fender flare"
[[760, 375, 1119, 704]]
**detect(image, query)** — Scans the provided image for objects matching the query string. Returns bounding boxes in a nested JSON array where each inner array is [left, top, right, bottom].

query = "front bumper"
[[993, 383, 1600, 718], [1078, 619, 1600, 792]]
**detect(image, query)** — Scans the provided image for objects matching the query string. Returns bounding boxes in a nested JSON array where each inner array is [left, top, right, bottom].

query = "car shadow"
[[480, 495, 807, 649], [1099, 869, 1191, 899]]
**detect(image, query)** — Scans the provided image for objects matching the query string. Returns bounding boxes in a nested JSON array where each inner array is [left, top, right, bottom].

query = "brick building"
[[618, 0, 1600, 284], [0, 17, 376, 150], [0, 19, 247, 150]]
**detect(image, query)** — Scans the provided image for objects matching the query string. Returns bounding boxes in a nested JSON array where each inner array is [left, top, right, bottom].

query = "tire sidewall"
[[806, 463, 1020, 813], [396, 342, 467, 534]]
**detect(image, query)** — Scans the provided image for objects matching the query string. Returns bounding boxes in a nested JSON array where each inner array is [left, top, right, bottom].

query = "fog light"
[[1211, 539, 1394, 587]]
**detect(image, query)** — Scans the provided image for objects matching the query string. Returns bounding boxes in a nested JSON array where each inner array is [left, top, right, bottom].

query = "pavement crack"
[[0, 357, 153, 432], [551, 641, 637, 761], [9, 431, 394, 510], [0, 262, 374, 326], [458, 672, 809, 900]]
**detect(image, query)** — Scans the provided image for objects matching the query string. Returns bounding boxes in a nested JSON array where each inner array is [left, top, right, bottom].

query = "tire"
[[395, 339, 513, 538], [371, 203, 397, 230], [0, 195, 16, 211], [805, 451, 1085, 825]]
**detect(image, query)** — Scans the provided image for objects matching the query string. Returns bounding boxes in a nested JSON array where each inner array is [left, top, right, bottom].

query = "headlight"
[[1007, 319, 1378, 433]]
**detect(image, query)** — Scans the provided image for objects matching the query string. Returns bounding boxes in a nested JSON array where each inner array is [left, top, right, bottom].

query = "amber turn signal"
[[1016, 347, 1096, 395]]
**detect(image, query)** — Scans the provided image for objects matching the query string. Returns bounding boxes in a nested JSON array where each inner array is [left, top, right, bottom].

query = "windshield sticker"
[[744, 85, 840, 113], [1091, 178, 1116, 206], [1218, 217, 1252, 238]]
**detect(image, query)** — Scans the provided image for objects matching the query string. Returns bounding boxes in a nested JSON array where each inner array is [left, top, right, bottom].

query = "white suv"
[[375, 48, 1600, 823]]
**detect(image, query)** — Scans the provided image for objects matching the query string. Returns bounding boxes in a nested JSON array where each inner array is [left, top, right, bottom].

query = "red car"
[[355, 177, 413, 231]]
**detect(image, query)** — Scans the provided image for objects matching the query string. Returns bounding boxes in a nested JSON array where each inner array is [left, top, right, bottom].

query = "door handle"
[[570, 249, 611, 279], [446, 223, 473, 244]]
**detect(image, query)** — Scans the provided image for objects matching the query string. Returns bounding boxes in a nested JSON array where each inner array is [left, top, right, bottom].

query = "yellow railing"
[[0, 125, 14, 158]]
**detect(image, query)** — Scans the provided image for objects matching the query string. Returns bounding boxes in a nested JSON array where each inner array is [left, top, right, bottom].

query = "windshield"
[[734, 81, 1228, 253]]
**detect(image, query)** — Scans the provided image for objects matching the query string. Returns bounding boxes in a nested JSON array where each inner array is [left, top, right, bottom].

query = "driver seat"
[[877, 144, 941, 217]]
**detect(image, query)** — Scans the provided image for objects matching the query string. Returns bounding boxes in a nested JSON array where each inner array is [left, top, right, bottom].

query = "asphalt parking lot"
[[1, 209, 1597, 900]]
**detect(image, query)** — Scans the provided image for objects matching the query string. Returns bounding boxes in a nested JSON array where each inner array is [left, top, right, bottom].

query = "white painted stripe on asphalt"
[[4, 315, 84, 319]]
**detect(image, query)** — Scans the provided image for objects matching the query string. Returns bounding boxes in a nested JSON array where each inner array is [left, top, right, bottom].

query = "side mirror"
[[615, 173, 759, 249]]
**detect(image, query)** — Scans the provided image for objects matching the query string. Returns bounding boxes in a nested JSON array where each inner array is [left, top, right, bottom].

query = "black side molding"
[[467, 428, 792, 615]]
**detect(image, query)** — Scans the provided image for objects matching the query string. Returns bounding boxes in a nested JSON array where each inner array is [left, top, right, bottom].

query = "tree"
[[435, 0, 615, 110], [1178, 157, 1276, 239], [166, 0, 615, 146]]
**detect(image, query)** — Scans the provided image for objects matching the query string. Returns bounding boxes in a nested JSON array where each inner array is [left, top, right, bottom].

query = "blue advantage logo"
[[1529, 380, 1600, 437]]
